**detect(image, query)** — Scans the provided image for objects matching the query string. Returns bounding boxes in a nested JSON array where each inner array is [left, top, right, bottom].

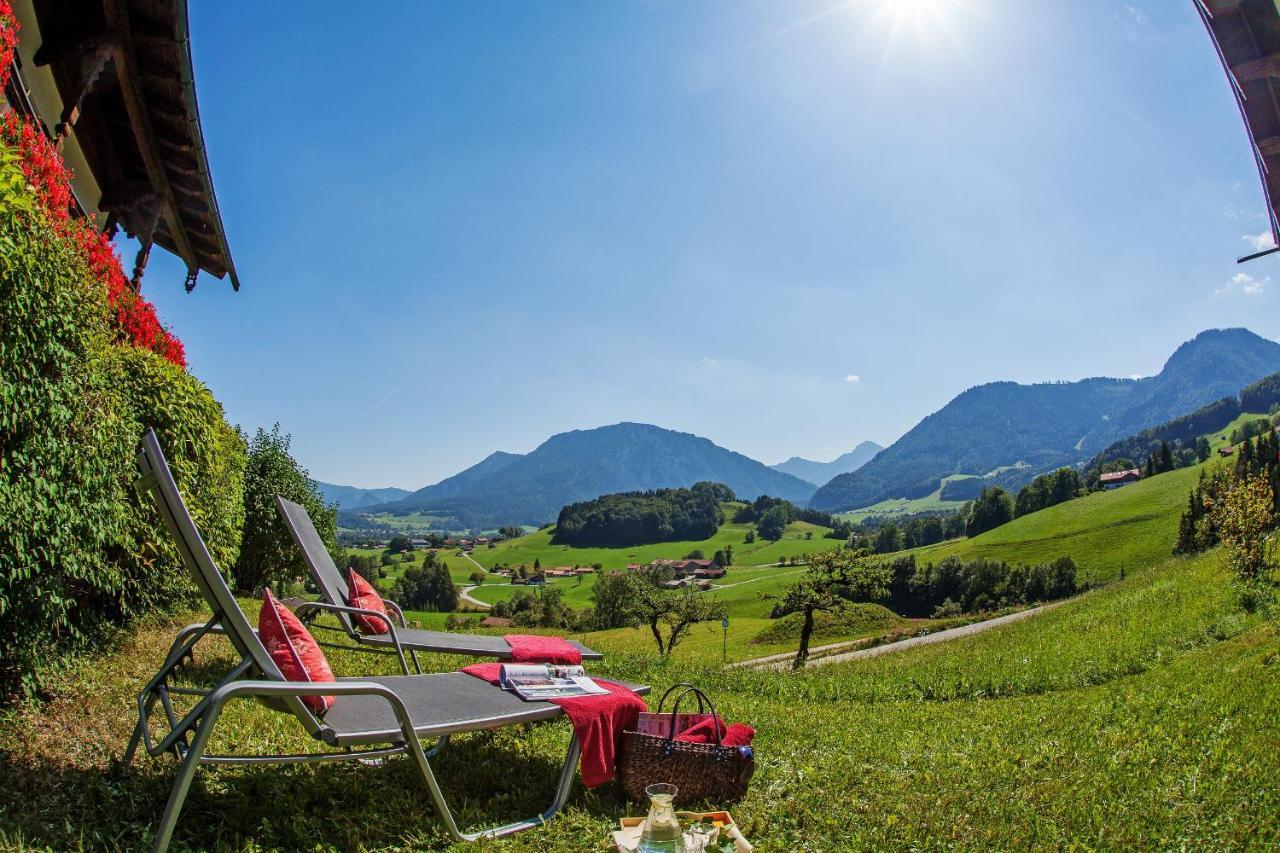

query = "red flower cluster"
[[0, 112, 74, 223], [0, 2, 16, 92], [0, 1, 186, 369]]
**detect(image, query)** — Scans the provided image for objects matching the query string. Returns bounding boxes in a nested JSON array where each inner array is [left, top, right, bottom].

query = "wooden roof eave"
[[166, 0, 238, 291]]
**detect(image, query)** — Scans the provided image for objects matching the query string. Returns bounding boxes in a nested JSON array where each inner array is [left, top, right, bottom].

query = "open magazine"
[[498, 664, 609, 701]]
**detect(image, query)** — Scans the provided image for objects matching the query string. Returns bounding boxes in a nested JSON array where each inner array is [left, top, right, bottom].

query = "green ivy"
[[0, 148, 246, 699]]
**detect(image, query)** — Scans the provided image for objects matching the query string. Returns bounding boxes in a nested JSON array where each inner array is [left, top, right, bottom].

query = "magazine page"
[[499, 663, 608, 700]]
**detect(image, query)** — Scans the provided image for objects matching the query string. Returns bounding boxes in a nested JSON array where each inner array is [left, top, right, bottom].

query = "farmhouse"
[[1100, 469, 1141, 490], [694, 566, 726, 579], [1220, 447, 1236, 458]]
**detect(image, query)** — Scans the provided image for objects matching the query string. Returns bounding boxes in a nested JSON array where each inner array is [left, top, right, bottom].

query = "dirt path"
[[457, 585, 491, 609], [745, 602, 1065, 671]]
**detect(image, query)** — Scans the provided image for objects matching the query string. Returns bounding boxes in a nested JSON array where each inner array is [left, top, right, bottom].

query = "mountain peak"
[[363, 421, 815, 528], [810, 328, 1280, 513]]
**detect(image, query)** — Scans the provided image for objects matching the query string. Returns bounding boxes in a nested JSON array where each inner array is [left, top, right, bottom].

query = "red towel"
[[461, 663, 646, 787], [503, 634, 583, 665], [673, 715, 756, 747]]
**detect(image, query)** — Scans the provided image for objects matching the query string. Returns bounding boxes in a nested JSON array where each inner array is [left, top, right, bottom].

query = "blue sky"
[[140, 1, 1279, 489]]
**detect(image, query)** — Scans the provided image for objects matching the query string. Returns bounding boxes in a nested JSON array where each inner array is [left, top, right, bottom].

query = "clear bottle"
[[637, 783, 682, 852]]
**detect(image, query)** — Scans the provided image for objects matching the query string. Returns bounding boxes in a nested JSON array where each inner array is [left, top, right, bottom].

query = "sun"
[[876, 0, 961, 31]]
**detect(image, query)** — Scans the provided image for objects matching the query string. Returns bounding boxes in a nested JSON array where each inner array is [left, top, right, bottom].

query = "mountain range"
[[353, 422, 817, 529], [770, 441, 884, 487], [810, 328, 1280, 512], [314, 482, 411, 511]]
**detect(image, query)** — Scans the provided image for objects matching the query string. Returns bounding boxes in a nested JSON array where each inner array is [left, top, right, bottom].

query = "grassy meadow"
[[7, 427, 1269, 847], [2, 483, 1277, 848]]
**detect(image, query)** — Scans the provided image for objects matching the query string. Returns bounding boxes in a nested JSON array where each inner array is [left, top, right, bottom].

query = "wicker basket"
[[617, 683, 755, 805]]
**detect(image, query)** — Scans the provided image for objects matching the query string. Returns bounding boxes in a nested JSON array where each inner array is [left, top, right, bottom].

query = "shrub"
[[0, 169, 243, 697], [234, 425, 334, 593], [0, 177, 131, 698], [109, 346, 246, 609]]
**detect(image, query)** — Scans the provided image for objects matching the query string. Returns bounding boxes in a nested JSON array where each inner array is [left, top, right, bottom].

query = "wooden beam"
[[101, 0, 199, 280], [33, 30, 112, 67], [98, 180, 154, 209], [1256, 134, 1280, 157], [1232, 53, 1280, 84]]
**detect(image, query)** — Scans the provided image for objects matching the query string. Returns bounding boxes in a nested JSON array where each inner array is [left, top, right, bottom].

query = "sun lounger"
[[274, 495, 601, 672], [124, 429, 646, 852]]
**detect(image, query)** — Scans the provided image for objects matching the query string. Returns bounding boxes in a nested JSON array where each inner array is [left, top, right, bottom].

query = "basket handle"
[[666, 686, 722, 747], [654, 682, 706, 715]]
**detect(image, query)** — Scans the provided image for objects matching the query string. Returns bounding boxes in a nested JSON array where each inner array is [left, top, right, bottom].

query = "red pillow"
[[259, 589, 335, 715], [347, 569, 392, 635]]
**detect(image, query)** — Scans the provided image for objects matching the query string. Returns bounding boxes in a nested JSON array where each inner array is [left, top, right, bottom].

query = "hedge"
[[0, 150, 245, 699]]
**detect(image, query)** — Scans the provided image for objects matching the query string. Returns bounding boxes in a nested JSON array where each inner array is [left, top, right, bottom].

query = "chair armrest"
[[380, 598, 407, 627], [293, 601, 411, 674]]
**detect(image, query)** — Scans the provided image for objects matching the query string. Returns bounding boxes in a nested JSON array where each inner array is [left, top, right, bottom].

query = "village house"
[[1100, 469, 1142, 490]]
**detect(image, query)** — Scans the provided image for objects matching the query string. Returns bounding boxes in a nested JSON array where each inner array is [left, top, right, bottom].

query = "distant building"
[[574, 566, 595, 574], [1100, 469, 1142, 489], [694, 566, 726, 579], [1219, 447, 1236, 458]]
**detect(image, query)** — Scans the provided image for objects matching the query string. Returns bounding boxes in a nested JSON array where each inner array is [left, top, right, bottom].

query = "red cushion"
[[258, 589, 335, 715], [347, 569, 391, 635]]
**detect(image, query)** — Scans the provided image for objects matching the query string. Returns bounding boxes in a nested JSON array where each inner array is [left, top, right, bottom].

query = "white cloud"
[[844, 374, 861, 384], [1216, 272, 1268, 297], [1243, 231, 1276, 252], [700, 356, 718, 367]]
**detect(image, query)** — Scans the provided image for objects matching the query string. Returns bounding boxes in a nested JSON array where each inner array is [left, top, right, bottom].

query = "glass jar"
[[637, 783, 682, 852]]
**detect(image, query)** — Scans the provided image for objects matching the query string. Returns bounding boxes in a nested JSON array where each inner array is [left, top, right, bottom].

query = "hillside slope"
[[812, 328, 1280, 512], [364, 422, 816, 528]]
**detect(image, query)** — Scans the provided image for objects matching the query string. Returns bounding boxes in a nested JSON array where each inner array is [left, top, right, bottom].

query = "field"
[[2, 474, 1277, 848], [5, 423, 1274, 849], [836, 474, 971, 522]]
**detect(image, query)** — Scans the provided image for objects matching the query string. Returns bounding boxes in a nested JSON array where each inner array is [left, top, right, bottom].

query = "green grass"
[[837, 475, 970, 522], [473, 508, 841, 572], [1, 543, 1275, 850], [899, 459, 1210, 585], [3, 425, 1276, 848]]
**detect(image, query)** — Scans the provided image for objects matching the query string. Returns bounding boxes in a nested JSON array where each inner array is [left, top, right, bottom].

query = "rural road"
[[748, 601, 1065, 671], [458, 585, 491, 609]]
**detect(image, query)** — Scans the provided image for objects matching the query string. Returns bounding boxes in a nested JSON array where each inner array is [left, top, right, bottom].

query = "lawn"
[[898, 458, 1211, 585], [5, 429, 1274, 848], [1, 541, 1275, 850]]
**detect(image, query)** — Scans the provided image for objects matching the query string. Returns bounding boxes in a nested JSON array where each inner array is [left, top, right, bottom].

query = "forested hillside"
[[360, 422, 816, 529], [811, 329, 1280, 512]]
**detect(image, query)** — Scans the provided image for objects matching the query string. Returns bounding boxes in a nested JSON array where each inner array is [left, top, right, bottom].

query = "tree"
[[469, 570, 486, 586], [589, 571, 638, 630], [631, 581, 725, 655], [1213, 474, 1277, 585], [782, 549, 890, 669], [757, 506, 788, 540], [684, 549, 705, 560], [966, 487, 1013, 537], [234, 424, 335, 592], [534, 558, 541, 571], [387, 535, 413, 555], [392, 560, 458, 612], [873, 523, 902, 555], [498, 525, 522, 540], [744, 530, 756, 544]]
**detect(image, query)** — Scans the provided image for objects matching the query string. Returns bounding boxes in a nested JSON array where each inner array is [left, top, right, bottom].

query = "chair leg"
[[403, 729, 581, 842], [409, 649, 422, 674], [150, 704, 223, 853]]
